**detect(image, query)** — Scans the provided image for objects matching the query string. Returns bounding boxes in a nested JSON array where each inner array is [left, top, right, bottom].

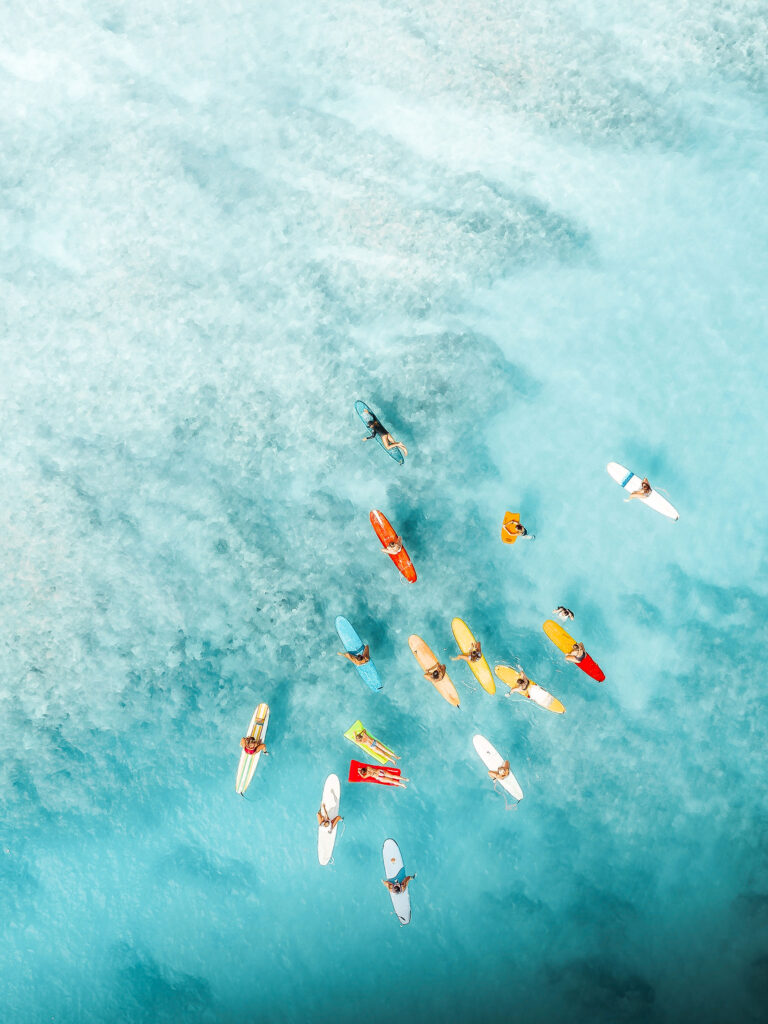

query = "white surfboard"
[[317, 773, 341, 866], [382, 838, 411, 925], [607, 462, 679, 521], [472, 734, 523, 801], [235, 703, 269, 795]]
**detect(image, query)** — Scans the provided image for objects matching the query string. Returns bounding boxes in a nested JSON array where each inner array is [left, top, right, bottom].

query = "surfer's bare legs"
[[424, 662, 446, 682], [489, 760, 511, 781], [452, 642, 482, 664], [381, 433, 408, 457], [337, 645, 370, 665], [628, 478, 652, 501], [565, 642, 586, 664], [356, 731, 399, 759], [384, 536, 403, 554]]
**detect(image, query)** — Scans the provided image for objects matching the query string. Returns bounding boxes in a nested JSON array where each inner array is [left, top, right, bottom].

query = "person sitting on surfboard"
[[383, 536, 403, 555], [363, 416, 408, 457], [424, 662, 447, 683], [554, 606, 574, 621], [382, 875, 415, 894], [565, 642, 586, 664], [488, 760, 511, 782], [337, 644, 370, 666], [355, 728, 400, 760], [358, 764, 408, 788], [452, 641, 482, 664], [241, 736, 267, 756], [317, 804, 343, 830], [627, 477, 652, 501]]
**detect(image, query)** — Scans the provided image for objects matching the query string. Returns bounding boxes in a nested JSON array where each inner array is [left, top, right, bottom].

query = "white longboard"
[[235, 703, 269, 795], [472, 734, 523, 801], [382, 838, 411, 925], [317, 774, 341, 866], [607, 462, 679, 521]]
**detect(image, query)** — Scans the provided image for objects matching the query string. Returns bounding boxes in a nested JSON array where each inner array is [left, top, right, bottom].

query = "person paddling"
[[363, 415, 408, 457], [502, 519, 534, 540], [488, 760, 511, 782], [383, 536, 403, 555], [382, 874, 415, 894], [565, 642, 586, 664], [505, 670, 532, 697], [424, 661, 447, 683], [627, 477, 652, 502], [554, 606, 574, 621], [358, 764, 408, 788], [452, 641, 482, 664], [338, 644, 370, 666], [241, 736, 266, 756], [317, 803, 342, 830]]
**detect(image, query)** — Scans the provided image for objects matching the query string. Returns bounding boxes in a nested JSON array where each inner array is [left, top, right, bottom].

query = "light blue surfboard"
[[354, 400, 405, 465], [335, 615, 382, 692]]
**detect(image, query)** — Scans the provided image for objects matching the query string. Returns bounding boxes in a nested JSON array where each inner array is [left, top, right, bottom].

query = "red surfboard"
[[576, 654, 605, 683], [370, 510, 417, 583], [348, 760, 403, 786]]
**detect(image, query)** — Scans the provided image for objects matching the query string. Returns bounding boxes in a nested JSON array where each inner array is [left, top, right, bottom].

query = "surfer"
[[424, 662, 447, 683], [488, 760, 511, 782], [502, 518, 529, 538], [383, 535, 403, 555], [452, 641, 482, 664], [554, 606, 574, 621], [355, 728, 400, 760], [317, 804, 343, 830], [505, 671, 532, 697], [358, 764, 408, 788], [338, 644, 370, 666], [383, 875, 415, 894], [241, 736, 267, 756], [363, 416, 408, 457], [627, 477, 652, 501], [565, 642, 586, 664]]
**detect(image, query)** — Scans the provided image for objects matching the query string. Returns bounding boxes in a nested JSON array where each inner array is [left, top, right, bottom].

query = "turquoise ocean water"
[[1, 2, 767, 1021]]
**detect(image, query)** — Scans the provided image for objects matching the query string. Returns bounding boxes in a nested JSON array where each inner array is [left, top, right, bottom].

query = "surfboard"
[[606, 462, 679, 521], [355, 400, 405, 465], [501, 511, 521, 544], [408, 634, 460, 707], [472, 734, 523, 801], [542, 620, 605, 682], [335, 616, 382, 692], [370, 510, 417, 583], [451, 618, 495, 694], [343, 719, 398, 765], [348, 760, 404, 787], [317, 773, 341, 866], [382, 838, 411, 925], [494, 664, 566, 714], [235, 703, 269, 795]]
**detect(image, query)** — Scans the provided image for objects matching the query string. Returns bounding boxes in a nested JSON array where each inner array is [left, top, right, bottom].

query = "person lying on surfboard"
[[627, 477, 652, 501], [488, 760, 511, 782], [382, 875, 415, 894], [452, 641, 482, 664], [383, 535, 403, 555], [337, 644, 370, 666], [424, 662, 447, 682], [358, 764, 409, 788], [565, 642, 586, 664], [241, 736, 267, 756], [505, 671, 532, 696], [502, 518, 534, 540], [355, 728, 400, 760], [554, 606, 574, 621], [363, 415, 408, 457], [317, 804, 343, 830]]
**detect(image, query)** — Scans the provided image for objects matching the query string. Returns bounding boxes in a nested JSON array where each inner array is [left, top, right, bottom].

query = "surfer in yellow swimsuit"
[[565, 642, 586, 664], [452, 641, 482, 664], [627, 477, 652, 501], [424, 662, 447, 682], [363, 416, 408, 457], [338, 644, 370, 665], [317, 804, 343, 830], [488, 760, 511, 782]]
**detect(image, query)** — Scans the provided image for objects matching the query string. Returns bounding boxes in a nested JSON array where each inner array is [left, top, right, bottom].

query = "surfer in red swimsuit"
[[241, 736, 266, 756]]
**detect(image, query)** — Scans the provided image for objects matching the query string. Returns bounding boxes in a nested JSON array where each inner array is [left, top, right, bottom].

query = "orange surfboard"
[[370, 510, 417, 583]]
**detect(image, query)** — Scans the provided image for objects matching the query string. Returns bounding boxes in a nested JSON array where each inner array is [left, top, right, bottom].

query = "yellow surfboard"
[[501, 512, 521, 544], [495, 665, 565, 714], [542, 618, 576, 654], [451, 618, 495, 694], [408, 634, 460, 708]]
